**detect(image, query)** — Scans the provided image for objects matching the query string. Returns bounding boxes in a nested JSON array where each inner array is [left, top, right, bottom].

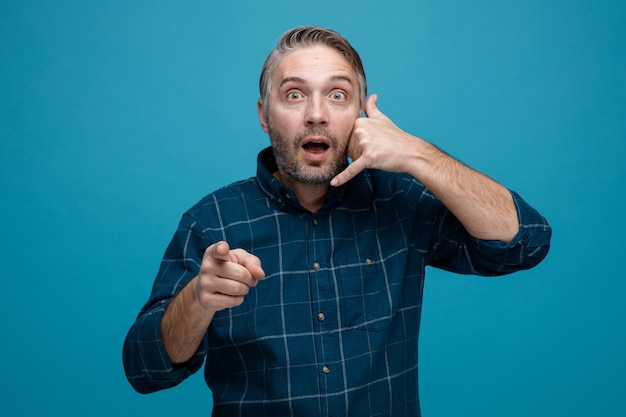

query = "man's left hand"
[[331, 94, 417, 187]]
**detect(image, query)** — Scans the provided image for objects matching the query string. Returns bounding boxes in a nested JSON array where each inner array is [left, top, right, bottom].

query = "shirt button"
[[312, 262, 320, 271], [312, 218, 318, 226], [322, 365, 331, 374], [365, 258, 373, 266], [317, 312, 325, 322]]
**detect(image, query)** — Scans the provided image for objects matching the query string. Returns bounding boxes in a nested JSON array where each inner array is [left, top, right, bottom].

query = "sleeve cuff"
[[124, 301, 207, 394], [467, 190, 551, 272]]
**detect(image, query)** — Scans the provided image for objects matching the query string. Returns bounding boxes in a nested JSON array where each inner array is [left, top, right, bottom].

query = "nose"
[[305, 95, 328, 126]]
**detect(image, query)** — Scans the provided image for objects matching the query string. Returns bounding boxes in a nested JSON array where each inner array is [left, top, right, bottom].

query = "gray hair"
[[259, 26, 367, 118]]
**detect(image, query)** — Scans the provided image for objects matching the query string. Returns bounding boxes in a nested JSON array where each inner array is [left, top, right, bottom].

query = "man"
[[123, 26, 551, 416]]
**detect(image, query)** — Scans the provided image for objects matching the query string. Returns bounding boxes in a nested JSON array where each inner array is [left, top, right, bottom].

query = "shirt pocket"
[[338, 257, 394, 332]]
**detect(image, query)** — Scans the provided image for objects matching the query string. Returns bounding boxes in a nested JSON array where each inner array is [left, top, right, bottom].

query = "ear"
[[258, 99, 269, 133]]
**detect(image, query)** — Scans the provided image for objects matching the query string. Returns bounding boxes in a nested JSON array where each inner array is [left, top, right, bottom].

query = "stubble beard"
[[268, 123, 349, 186]]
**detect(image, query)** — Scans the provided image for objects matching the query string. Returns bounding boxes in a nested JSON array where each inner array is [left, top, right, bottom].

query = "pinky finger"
[[330, 158, 366, 187]]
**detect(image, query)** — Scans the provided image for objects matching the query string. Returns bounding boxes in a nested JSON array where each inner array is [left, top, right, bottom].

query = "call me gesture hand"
[[331, 94, 417, 187], [333, 94, 520, 243]]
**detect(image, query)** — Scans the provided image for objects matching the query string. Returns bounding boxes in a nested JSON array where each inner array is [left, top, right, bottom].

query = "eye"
[[287, 91, 303, 100], [331, 91, 347, 101]]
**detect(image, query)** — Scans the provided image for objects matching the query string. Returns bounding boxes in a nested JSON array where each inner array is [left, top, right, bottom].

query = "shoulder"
[[187, 177, 258, 210], [178, 177, 265, 227]]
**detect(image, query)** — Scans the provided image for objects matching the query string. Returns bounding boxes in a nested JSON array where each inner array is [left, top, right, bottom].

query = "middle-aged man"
[[123, 26, 551, 416]]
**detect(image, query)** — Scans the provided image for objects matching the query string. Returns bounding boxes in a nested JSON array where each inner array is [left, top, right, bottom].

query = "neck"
[[273, 171, 330, 213]]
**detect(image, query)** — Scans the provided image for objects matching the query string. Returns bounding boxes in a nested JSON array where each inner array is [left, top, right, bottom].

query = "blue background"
[[1, 0, 624, 415]]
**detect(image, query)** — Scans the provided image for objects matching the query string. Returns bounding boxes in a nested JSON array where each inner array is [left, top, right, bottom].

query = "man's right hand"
[[196, 241, 265, 312], [161, 241, 264, 364]]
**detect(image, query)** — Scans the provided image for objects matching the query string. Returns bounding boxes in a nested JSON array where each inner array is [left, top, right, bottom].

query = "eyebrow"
[[278, 75, 354, 89]]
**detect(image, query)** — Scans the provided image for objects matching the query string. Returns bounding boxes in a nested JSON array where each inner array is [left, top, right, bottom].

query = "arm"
[[161, 241, 265, 364], [429, 190, 551, 275], [331, 94, 518, 243], [123, 234, 264, 393]]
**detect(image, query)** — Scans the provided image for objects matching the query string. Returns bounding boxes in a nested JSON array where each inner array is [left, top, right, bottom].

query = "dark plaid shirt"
[[124, 147, 551, 417]]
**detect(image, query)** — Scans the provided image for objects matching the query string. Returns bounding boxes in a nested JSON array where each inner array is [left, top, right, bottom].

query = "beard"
[[268, 123, 349, 185]]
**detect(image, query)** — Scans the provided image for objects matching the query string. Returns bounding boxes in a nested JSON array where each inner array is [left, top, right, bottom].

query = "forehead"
[[273, 45, 357, 86]]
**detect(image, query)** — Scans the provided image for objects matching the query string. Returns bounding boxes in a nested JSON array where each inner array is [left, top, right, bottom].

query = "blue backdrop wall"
[[2, 1, 625, 416]]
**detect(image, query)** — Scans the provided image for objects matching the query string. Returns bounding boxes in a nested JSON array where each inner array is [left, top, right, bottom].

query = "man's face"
[[258, 45, 362, 185]]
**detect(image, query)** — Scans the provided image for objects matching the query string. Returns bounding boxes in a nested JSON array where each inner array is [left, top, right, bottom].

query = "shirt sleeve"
[[122, 214, 209, 394], [430, 190, 551, 275]]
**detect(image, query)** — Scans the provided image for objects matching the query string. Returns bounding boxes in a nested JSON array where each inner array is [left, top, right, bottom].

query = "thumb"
[[364, 94, 384, 119]]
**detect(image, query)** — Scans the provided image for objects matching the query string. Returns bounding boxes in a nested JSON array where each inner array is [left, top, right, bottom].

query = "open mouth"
[[302, 141, 330, 154]]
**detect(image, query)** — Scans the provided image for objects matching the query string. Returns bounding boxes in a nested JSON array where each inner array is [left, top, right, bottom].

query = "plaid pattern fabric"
[[124, 147, 551, 417]]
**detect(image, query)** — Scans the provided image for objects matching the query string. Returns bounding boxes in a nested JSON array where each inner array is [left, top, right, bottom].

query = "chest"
[[209, 206, 428, 337]]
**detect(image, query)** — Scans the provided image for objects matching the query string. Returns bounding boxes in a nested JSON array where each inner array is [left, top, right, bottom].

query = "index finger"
[[206, 241, 232, 262]]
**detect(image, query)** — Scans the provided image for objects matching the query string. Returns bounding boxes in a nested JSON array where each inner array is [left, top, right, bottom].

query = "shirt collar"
[[256, 147, 348, 214]]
